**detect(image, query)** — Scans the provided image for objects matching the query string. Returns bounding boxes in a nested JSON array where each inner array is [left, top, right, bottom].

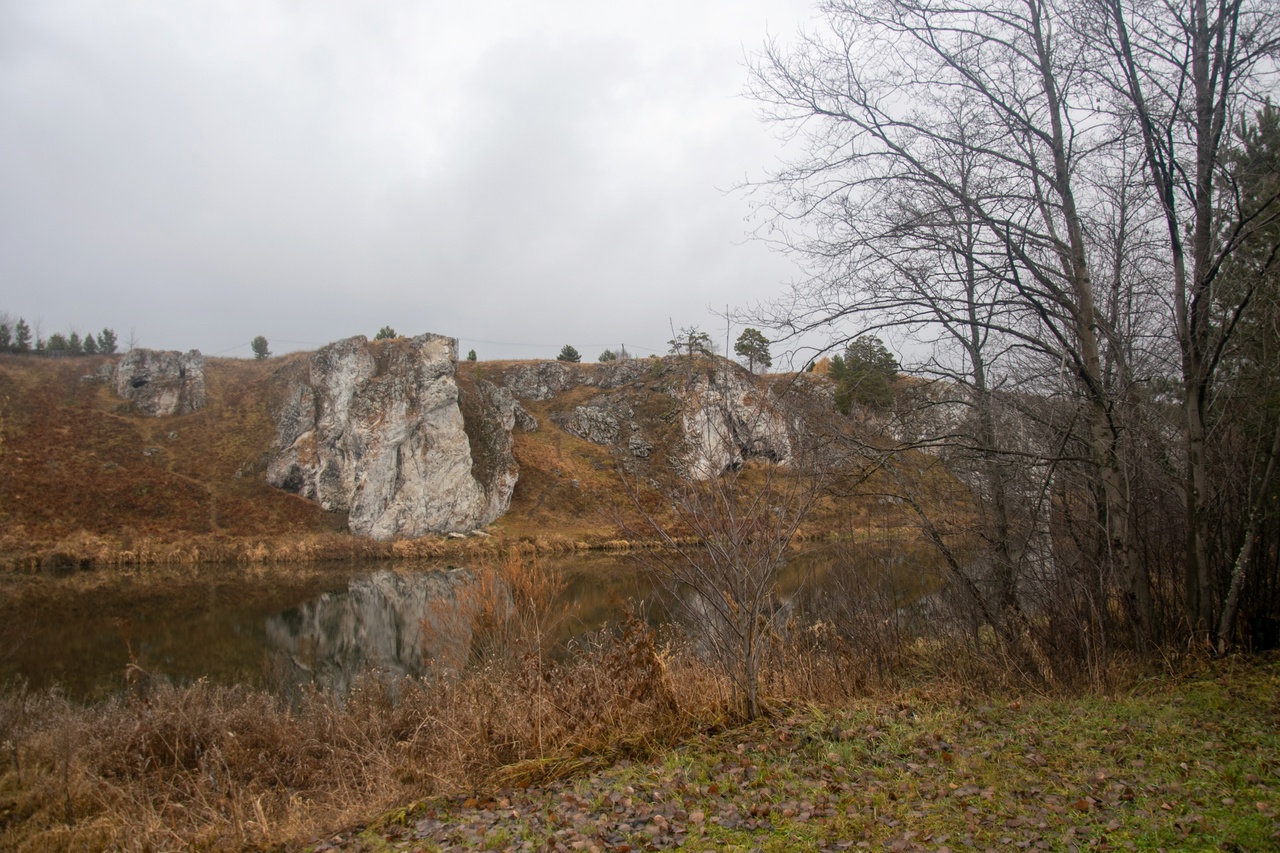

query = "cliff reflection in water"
[[264, 568, 476, 696]]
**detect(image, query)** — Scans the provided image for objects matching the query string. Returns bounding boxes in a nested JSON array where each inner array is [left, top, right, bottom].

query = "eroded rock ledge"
[[497, 357, 793, 478]]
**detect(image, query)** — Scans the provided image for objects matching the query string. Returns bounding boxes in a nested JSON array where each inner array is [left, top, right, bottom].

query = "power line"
[[456, 336, 666, 354]]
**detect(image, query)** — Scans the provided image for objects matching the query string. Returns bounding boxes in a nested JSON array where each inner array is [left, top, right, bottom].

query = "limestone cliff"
[[262, 340, 810, 540], [266, 334, 527, 539], [676, 362, 792, 477]]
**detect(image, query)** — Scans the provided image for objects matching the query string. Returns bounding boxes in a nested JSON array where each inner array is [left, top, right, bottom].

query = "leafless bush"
[[622, 459, 823, 721]]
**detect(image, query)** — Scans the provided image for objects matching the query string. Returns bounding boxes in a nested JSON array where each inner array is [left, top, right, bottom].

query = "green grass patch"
[[346, 656, 1280, 852]]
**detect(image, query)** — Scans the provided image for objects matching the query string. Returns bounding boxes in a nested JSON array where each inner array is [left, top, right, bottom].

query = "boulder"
[[113, 348, 207, 416]]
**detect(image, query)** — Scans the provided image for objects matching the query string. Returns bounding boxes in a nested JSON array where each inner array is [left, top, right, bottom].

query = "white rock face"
[[113, 348, 207, 416], [495, 356, 794, 479], [679, 363, 793, 478], [267, 334, 522, 539]]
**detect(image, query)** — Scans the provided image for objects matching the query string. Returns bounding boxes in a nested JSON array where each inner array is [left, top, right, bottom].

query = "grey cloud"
[[1, 0, 808, 359]]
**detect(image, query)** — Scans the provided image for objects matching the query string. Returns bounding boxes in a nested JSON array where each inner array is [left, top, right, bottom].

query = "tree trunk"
[[1216, 417, 1280, 654]]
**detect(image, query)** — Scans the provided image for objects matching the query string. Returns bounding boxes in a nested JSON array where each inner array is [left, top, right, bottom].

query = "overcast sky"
[[1, 0, 819, 364]]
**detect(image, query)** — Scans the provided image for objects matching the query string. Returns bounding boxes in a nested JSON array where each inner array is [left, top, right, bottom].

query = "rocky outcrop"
[[498, 357, 793, 479], [266, 334, 526, 539], [264, 340, 805, 537], [556, 402, 625, 445], [112, 348, 207, 416], [458, 379, 529, 527], [493, 358, 657, 401], [677, 363, 792, 478]]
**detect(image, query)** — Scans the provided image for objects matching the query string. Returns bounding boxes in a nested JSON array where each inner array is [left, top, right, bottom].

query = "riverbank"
[[1, 526, 615, 574], [315, 654, 1280, 852], [3, 641, 1275, 852]]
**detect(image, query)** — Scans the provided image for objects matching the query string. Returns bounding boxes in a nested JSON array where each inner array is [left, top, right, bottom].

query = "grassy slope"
[[330, 657, 1280, 852], [0, 354, 344, 561]]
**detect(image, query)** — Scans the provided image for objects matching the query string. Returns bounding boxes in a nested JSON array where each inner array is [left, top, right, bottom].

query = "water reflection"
[[264, 568, 474, 697]]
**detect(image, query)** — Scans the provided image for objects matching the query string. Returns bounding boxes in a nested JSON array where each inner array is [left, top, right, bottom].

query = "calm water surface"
[[0, 547, 936, 702], [0, 555, 657, 701]]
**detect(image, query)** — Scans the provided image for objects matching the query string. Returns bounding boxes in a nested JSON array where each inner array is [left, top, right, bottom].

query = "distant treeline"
[[0, 315, 118, 355]]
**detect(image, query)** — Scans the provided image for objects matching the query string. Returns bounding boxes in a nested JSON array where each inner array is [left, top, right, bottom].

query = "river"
[[0, 546, 938, 702]]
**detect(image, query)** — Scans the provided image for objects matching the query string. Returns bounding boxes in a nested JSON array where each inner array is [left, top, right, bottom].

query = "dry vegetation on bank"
[[4, 550, 1274, 852], [0, 552, 833, 851], [5, 601, 1269, 845]]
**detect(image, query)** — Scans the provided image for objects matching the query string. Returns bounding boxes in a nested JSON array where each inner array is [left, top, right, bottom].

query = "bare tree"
[[749, 0, 1164, 642], [746, 0, 1280, 650], [1081, 0, 1280, 637], [622, 459, 821, 721]]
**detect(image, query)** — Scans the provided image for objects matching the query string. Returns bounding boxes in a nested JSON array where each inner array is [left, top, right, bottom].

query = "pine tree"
[[734, 328, 772, 373], [828, 336, 898, 412], [96, 328, 117, 354], [14, 319, 31, 353], [557, 345, 582, 363], [251, 336, 271, 360], [667, 326, 715, 358], [374, 326, 397, 340]]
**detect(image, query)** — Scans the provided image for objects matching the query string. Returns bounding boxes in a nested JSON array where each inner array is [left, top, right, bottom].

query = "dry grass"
[[0, 590, 1164, 852], [0, 552, 710, 851], [0, 636, 701, 851]]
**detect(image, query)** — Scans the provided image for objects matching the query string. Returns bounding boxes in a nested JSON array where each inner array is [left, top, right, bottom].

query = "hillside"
[[0, 344, 935, 570]]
